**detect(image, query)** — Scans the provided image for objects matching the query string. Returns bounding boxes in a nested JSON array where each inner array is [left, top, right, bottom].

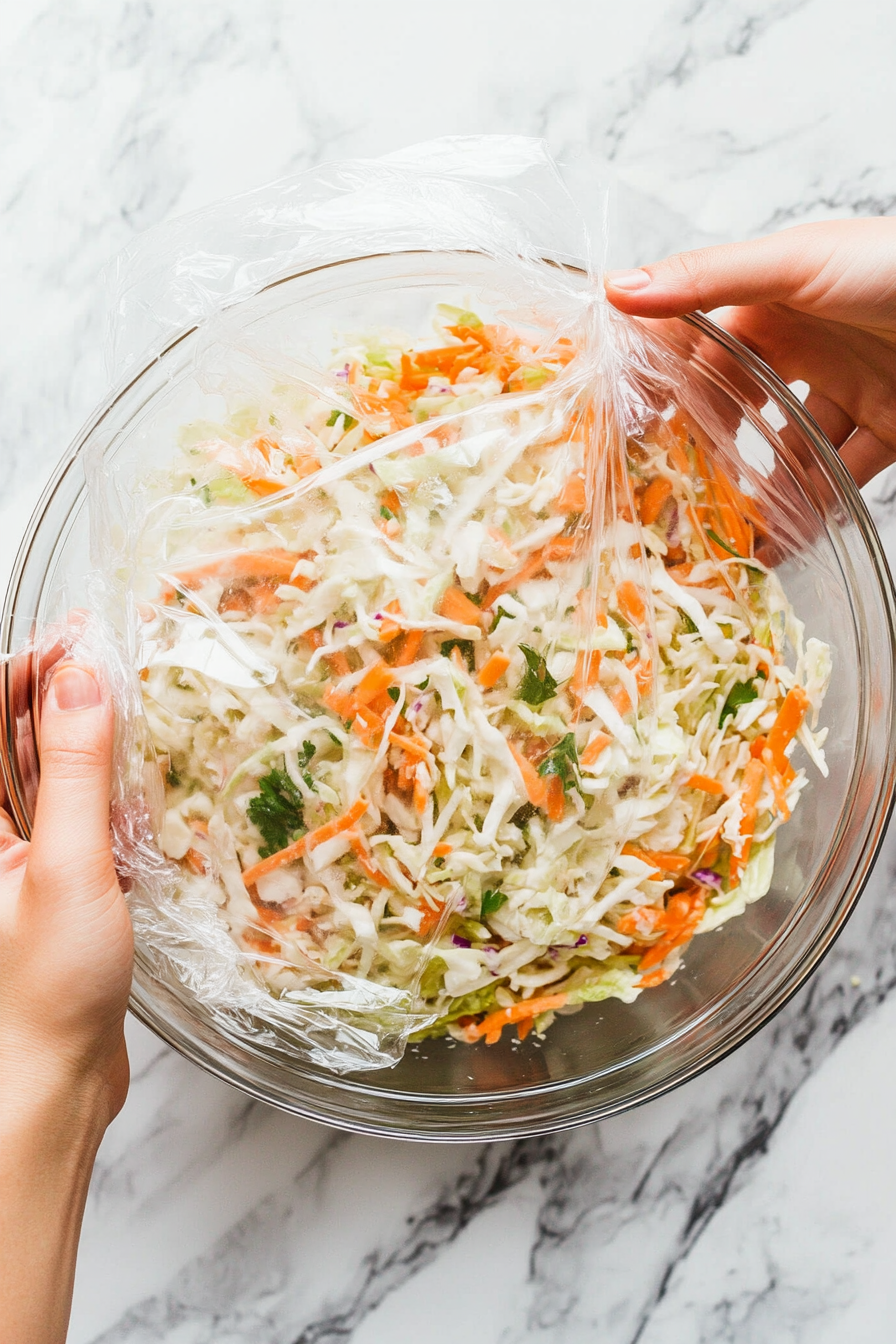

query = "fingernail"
[[605, 268, 652, 291], [51, 665, 102, 712]]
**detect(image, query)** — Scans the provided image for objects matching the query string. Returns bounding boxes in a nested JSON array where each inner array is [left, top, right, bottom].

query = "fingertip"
[[47, 663, 103, 714]]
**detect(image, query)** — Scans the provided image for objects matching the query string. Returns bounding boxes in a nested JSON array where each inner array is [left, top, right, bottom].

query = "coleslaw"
[[134, 305, 831, 1047]]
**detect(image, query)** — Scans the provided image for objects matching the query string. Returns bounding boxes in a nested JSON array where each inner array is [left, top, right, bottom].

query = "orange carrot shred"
[[477, 651, 511, 688], [242, 797, 369, 888], [354, 660, 394, 705], [467, 993, 568, 1045], [508, 743, 547, 807], [617, 580, 647, 627], [394, 627, 424, 667], [580, 732, 612, 766], [685, 773, 726, 796], [438, 586, 483, 627], [765, 686, 810, 772], [639, 476, 673, 526]]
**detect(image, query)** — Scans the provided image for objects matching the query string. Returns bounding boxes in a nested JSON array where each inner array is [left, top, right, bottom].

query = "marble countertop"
[[3, 2, 896, 1340]]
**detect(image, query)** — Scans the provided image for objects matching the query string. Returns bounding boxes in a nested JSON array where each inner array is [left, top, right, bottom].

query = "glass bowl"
[[3, 251, 895, 1142]]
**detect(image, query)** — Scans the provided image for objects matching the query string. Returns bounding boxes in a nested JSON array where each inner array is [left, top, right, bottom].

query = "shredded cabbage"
[[134, 308, 830, 1048]]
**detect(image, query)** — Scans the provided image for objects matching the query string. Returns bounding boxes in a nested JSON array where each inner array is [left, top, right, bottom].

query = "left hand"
[[0, 658, 133, 1344]]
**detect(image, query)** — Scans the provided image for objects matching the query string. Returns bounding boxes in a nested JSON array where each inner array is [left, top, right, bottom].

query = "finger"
[[802, 393, 856, 450], [604, 218, 896, 322], [0, 807, 19, 836], [0, 829, 29, 872], [718, 304, 896, 461], [838, 427, 896, 489], [604, 231, 824, 317], [26, 662, 119, 905]]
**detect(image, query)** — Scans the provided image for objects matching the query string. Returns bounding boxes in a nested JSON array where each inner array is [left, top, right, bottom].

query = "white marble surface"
[[3, 2, 896, 1340]]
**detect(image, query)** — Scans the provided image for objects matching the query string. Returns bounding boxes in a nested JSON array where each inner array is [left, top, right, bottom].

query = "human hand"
[[0, 659, 132, 1344], [604, 218, 896, 488]]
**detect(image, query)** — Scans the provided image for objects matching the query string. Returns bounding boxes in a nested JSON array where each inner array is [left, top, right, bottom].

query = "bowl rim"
[[4, 251, 896, 1142]]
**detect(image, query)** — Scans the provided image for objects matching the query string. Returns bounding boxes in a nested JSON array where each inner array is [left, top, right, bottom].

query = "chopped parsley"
[[440, 638, 476, 672], [719, 675, 763, 727], [247, 756, 313, 857], [537, 733, 580, 791], [481, 889, 508, 918], [518, 644, 558, 705]]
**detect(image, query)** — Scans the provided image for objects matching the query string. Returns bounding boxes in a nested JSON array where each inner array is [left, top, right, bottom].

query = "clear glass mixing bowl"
[[3, 251, 895, 1141]]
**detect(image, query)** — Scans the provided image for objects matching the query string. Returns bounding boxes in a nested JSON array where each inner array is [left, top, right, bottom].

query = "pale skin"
[[2, 217, 896, 1343], [0, 664, 132, 1344], [604, 218, 896, 488]]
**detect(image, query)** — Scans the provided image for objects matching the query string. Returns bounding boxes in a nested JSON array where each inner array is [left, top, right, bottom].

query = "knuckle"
[[39, 739, 108, 782]]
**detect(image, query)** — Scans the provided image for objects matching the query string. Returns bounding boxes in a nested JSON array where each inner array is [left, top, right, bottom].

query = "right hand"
[[604, 218, 896, 487]]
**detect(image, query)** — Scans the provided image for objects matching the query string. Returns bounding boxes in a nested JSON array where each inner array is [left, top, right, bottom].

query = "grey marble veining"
[[2, 2, 896, 1341]]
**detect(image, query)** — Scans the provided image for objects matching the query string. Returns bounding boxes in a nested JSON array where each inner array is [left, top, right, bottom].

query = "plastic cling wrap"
[[76, 138, 830, 1072]]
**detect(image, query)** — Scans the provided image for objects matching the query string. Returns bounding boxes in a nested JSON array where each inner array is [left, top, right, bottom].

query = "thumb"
[[603, 230, 828, 318], [601, 219, 896, 321], [27, 662, 118, 902]]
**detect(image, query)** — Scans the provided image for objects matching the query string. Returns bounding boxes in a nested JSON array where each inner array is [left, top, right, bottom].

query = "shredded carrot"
[[432, 842, 452, 857], [580, 732, 612, 766], [352, 706, 385, 749], [631, 658, 653, 697], [241, 797, 369, 888], [669, 440, 691, 477], [322, 685, 355, 719], [242, 929, 280, 955], [544, 774, 566, 822], [377, 599, 404, 643], [483, 536, 575, 609], [350, 835, 392, 888], [611, 685, 633, 718], [570, 649, 601, 702], [399, 352, 429, 392], [686, 773, 725, 796], [438, 586, 483, 627], [639, 476, 673, 526], [413, 766, 431, 814], [477, 651, 511, 688], [637, 888, 706, 971], [354, 660, 394, 705], [617, 580, 647, 627], [508, 743, 547, 807], [621, 844, 690, 875], [382, 489, 401, 516], [467, 993, 568, 1045], [184, 847, 209, 876], [766, 686, 810, 772], [617, 905, 665, 939], [417, 899, 444, 937], [729, 758, 765, 884], [553, 473, 586, 514], [637, 966, 672, 988], [170, 547, 299, 590], [326, 650, 352, 678], [394, 628, 424, 667], [760, 747, 791, 821], [389, 730, 431, 759]]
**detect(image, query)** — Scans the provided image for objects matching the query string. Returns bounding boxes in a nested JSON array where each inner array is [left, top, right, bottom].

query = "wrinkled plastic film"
[[38, 135, 816, 1074]]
